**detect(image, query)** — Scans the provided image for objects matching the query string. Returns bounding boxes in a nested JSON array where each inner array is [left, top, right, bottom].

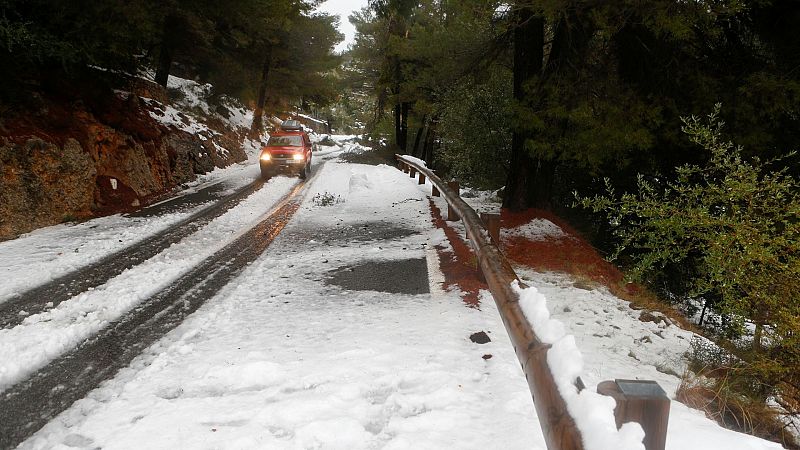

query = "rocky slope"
[[0, 76, 255, 241]]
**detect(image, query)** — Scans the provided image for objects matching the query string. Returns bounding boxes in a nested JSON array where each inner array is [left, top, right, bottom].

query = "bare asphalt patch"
[[326, 258, 430, 295], [280, 221, 420, 246]]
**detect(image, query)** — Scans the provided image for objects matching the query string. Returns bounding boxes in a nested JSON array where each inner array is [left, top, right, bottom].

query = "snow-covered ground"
[[6, 146, 781, 449], [0, 163, 261, 303], [502, 218, 566, 241], [0, 175, 302, 391], [20, 160, 540, 449]]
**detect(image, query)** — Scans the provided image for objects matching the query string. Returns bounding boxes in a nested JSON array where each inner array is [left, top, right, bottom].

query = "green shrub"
[[577, 104, 800, 411]]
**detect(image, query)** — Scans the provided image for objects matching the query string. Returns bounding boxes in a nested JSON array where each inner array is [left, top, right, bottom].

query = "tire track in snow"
[[0, 178, 265, 329], [0, 178, 311, 449]]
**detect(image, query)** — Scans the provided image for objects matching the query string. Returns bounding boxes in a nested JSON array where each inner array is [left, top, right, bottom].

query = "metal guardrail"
[[396, 154, 584, 449], [395, 154, 670, 450]]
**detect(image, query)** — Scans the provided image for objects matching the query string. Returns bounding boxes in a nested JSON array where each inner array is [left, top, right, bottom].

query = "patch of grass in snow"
[[312, 192, 344, 207], [676, 338, 800, 449]]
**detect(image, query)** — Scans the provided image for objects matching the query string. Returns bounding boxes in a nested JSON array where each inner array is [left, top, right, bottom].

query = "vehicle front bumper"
[[260, 158, 306, 173]]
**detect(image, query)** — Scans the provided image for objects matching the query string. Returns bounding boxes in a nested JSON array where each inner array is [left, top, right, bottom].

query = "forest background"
[[2, 0, 800, 445]]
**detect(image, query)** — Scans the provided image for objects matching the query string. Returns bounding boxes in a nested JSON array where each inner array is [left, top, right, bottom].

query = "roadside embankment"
[[0, 76, 252, 240]]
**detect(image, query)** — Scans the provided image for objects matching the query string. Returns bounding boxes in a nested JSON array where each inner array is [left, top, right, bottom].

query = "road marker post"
[[597, 379, 670, 450], [480, 213, 501, 246], [446, 181, 460, 221]]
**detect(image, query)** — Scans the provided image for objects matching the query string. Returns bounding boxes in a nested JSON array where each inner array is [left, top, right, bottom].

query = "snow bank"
[[348, 172, 373, 193], [166, 75, 254, 133], [166, 76, 213, 115], [503, 219, 566, 241]]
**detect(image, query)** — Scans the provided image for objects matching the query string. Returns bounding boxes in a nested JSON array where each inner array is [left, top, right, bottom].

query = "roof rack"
[[280, 119, 303, 131]]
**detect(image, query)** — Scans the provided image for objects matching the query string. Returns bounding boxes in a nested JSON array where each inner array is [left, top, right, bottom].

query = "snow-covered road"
[[1, 137, 785, 449], [18, 157, 541, 449]]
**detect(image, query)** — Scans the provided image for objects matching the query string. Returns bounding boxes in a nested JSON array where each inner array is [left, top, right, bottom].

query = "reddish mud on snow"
[[428, 199, 486, 307], [500, 208, 635, 294], [429, 202, 638, 307]]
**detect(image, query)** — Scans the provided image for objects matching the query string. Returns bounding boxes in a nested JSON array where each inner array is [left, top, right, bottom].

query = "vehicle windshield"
[[267, 135, 303, 147]]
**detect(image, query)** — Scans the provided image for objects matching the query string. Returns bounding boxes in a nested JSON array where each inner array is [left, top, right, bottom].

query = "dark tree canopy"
[[0, 0, 342, 113]]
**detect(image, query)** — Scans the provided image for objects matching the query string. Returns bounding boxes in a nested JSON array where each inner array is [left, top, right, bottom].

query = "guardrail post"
[[446, 181, 460, 221], [432, 185, 440, 197], [480, 213, 501, 246], [597, 380, 670, 450], [419, 173, 426, 185]]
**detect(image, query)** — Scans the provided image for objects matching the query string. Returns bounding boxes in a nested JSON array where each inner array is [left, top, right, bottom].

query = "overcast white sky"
[[316, 0, 369, 53]]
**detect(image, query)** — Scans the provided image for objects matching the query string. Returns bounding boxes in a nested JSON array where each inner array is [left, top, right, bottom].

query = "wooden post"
[[481, 213, 501, 246], [447, 181, 460, 221], [429, 169, 440, 196], [597, 380, 670, 450], [409, 167, 416, 178], [418, 173, 426, 185]]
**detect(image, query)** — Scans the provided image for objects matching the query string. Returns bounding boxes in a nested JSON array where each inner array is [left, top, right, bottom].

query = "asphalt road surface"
[[0, 178, 264, 329]]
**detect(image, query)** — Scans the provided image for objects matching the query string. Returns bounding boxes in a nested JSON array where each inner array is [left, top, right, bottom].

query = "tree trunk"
[[154, 14, 180, 87], [394, 100, 402, 149], [699, 300, 709, 326], [530, 158, 556, 209], [411, 127, 425, 158], [250, 47, 273, 139], [422, 121, 436, 166], [411, 114, 428, 158], [753, 323, 763, 352], [399, 102, 410, 152], [503, 9, 544, 210]]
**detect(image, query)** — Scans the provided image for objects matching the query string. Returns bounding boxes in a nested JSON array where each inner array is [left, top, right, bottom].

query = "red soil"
[[429, 203, 639, 307], [500, 208, 631, 291], [428, 199, 487, 307]]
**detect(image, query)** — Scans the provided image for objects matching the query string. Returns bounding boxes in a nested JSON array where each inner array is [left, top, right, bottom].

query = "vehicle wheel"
[[260, 168, 273, 180], [299, 162, 310, 180]]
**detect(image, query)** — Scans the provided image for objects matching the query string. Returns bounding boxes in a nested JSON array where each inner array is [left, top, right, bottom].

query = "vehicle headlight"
[[292, 153, 305, 161], [260, 153, 271, 161]]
